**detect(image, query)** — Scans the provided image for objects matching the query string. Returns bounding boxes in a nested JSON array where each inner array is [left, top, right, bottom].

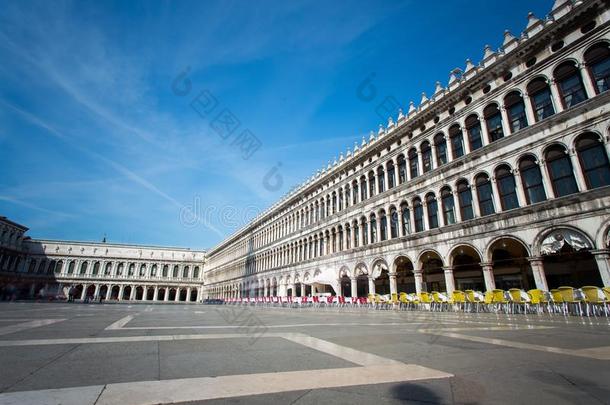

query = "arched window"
[[504, 91, 528, 132], [408, 148, 419, 178], [465, 114, 483, 151], [369, 214, 377, 243], [426, 193, 439, 229], [162, 265, 168, 277], [193, 266, 200, 278], [128, 263, 135, 276], [173, 265, 179, 278], [368, 171, 376, 197], [545, 144, 579, 197], [353, 221, 360, 247], [352, 181, 359, 205], [449, 124, 464, 159], [377, 167, 385, 193], [457, 180, 474, 220], [387, 161, 395, 189], [332, 192, 337, 214], [476, 174, 495, 216], [584, 42, 610, 94], [527, 77, 555, 121], [360, 176, 367, 201], [401, 203, 411, 235], [338, 188, 343, 211], [27, 260, 36, 273], [495, 165, 519, 210], [434, 133, 447, 165], [397, 154, 407, 183], [380, 211, 388, 241], [421, 141, 432, 173], [37, 260, 46, 274], [55, 261, 63, 274], [576, 133, 610, 189], [519, 156, 547, 204], [139, 264, 146, 277], [413, 198, 424, 232], [554, 61, 587, 108], [116, 262, 123, 276], [104, 262, 112, 275], [441, 186, 455, 225], [92, 262, 100, 276], [183, 266, 189, 278], [484, 104, 504, 142], [47, 261, 55, 274], [338, 226, 344, 250], [151, 264, 157, 277], [390, 207, 399, 238], [80, 261, 88, 275]]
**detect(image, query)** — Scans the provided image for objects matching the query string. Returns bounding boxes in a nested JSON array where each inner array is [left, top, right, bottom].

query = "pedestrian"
[[38, 287, 46, 302], [98, 291, 104, 304], [68, 286, 75, 302]]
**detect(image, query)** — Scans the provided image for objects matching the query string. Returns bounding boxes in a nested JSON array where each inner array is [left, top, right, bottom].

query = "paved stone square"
[[0, 302, 608, 404]]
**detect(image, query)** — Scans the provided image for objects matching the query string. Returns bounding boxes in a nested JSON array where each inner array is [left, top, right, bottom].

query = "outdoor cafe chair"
[[508, 289, 530, 314], [580, 286, 608, 317], [558, 286, 584, 316]]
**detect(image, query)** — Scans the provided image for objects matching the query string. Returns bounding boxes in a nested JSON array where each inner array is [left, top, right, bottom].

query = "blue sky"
[[0, 0, 550, 249]]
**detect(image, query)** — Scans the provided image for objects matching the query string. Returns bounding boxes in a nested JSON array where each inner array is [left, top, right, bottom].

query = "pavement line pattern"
[[419, 329, 610, 360], [104, 315, 134, 330], [112, 321, 450, 330], [0, 364, 452, 405], [0, 319, 66, 336]]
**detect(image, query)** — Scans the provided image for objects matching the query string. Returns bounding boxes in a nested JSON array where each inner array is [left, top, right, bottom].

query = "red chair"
[[300, 296, 309, 307], [337, 296, 346, 307]]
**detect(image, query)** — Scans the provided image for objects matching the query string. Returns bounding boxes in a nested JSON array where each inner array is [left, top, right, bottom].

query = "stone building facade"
[[0, 216, 205, 302], [202, 0, 610, 300]]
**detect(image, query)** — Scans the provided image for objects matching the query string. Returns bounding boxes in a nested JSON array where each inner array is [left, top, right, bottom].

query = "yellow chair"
[[550, 289, 565, 314], [527, 289, 547, 314], [581, 286, 608, 317], [451, 290, 466, 312], [398, 292, 409, 310], [484, 291, 494, 312], [431, 291, 448, 312], [508, 288, 529, 314], [465, 289, 482, 312], [558, 286, 584, 316], [492, 289, 509, 313], [388, 292, 399, 309], [419, 292, 432, 311], [367, 293, 376, 309]]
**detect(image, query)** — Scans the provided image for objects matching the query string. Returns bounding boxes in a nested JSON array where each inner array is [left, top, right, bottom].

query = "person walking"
[[68, 286, 75, 302]]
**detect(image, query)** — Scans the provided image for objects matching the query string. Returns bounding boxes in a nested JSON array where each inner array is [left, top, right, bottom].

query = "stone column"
[[358, 222, 365, 246], [153, 286, 159, 301], [527, 257, 549, 291], [549, 79, 565, 113], [490, 177, 502, 212], [422, 201, 430, 231], [539, 158, 555, 199], [94, 284, 100, 299], [186, 287, 192, 302], [375, 215, 381, 243], [417, 151, 424, 178], [579, 65, 597, 99], [592, 251, 610, 287], [569, 151, 587, 192], [175, 289, 180, 302], [453, 191, 462, 222], [499, 106, 511, 136], [480, 263, 496, 292], [129, 285, 136, 301], [368, 276, 376, 295], [479, 116, 491, 147], [389, 272, 397, 295], [471, 184, 481, 218], [522, 94, 537, 126], [105, 286, 112, 300], [413, 270, 424, 295], [443, 267, 456, 295], [164, 288, 169, 301], [350, 277, 358, 298], [118, 285, 124, 301], [513, 169, 528, 207], [445, 135, 454, 162], [462, 126, 472, 155], [430, 144, 438, 170]]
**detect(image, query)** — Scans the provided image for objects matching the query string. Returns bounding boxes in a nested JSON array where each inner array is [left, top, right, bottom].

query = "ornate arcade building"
[[202, 0, 610, 300]]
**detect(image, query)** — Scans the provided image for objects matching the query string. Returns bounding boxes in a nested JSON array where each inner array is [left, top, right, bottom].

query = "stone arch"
[[417, 250, 444, 293], [393, 255, 415, 293], [448, 244, 485, 292], [535, 226, 601, 289], [487, 236, 533, 290]]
